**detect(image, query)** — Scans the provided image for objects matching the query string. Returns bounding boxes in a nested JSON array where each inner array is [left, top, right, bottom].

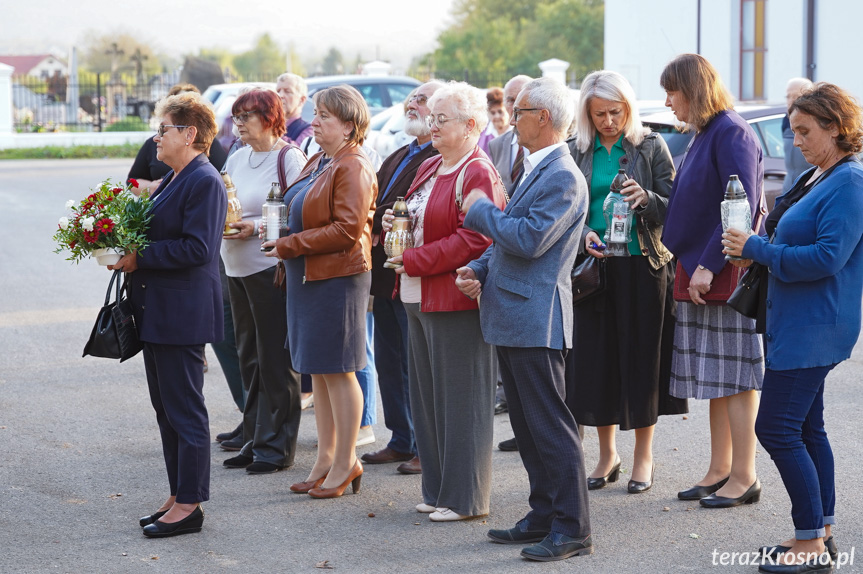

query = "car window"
[[351, 84, 385, 110], [385, 84, 415, 106], [645, 122, 693, 158], [750, 117, 784, 159]]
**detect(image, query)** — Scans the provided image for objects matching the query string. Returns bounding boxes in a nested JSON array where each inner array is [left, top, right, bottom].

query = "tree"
[[233, 34, 285, 80], [81, 32, 162, 78], [321, 47, 344, 76], [424, 0, 603, 85]]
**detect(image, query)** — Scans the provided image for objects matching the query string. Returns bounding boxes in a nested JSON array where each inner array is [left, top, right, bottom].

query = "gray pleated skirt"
[[669, 302, 764, 400]]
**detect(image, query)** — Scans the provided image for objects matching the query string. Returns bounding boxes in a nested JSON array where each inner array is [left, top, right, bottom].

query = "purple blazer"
[[662, 110, 763, 276]]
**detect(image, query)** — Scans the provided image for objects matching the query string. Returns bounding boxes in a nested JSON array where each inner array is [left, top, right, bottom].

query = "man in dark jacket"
[[361, 81, 443, 474]]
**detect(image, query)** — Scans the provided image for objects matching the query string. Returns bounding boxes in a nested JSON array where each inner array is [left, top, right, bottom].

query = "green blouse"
[[587, 134, 640, 256]]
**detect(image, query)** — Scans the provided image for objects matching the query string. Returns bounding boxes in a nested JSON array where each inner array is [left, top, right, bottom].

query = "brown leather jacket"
[[275, 143, 377, 282]]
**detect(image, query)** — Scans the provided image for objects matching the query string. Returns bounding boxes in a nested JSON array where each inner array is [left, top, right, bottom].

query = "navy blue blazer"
[[128, 153, 227, 345], [466, 145, 588, 350]]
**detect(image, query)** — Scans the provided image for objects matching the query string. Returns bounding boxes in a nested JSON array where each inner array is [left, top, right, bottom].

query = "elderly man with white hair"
[[457, 77, 593, 561], [782, 77, 814, 193], [276, 73, 313, 146]]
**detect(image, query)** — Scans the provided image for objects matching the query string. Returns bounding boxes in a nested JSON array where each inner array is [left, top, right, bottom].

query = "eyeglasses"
[[425, 114, 465, 129], [512, 108, 542, 122], [408, 94, 429, 105], [231, 111, 259, 125], [157, 124, 189, 137]]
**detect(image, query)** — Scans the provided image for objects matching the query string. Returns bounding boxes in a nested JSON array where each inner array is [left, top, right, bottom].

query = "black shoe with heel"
[[700, 479, 761, 508], [678, 476, 729, 500], [587, 459, 621, 491], [759, 536, 838, 563], [139, 510, 167, 527], [142, 505, 204, 538], [627, 464, 655, 494]]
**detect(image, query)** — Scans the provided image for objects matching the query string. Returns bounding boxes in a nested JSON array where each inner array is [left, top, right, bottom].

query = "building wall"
[[605, 0, 863, 104], [30, 57, 67, 79]]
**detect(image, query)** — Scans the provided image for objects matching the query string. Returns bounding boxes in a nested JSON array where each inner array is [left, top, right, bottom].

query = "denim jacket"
[[567, 131, 674, 269]]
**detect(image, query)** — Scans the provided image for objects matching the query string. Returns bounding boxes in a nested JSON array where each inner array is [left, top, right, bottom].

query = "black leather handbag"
[[82, 270, 143, 362], [727, 262, 763, 319], [571, 253, 606, 305]]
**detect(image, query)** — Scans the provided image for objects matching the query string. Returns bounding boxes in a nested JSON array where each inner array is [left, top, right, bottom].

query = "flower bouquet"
[[53, 179, 154, 265]]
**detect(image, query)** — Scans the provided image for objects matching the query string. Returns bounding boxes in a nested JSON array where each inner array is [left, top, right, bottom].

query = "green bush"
[[0, 144, 140, 159], [105, 117, 149, 132]]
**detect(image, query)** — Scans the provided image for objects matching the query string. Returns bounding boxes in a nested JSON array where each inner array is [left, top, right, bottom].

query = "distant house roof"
[[0, 54, 67, 76]]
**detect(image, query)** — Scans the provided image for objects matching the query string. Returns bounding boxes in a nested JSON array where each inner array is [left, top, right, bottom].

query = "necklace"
[[248, 139, 279, 169], [309, 159, 333, 183]]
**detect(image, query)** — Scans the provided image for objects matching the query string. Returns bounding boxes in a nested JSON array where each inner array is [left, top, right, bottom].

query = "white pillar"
[[0, 62, 14, 136], [538, 58, 570, 85]]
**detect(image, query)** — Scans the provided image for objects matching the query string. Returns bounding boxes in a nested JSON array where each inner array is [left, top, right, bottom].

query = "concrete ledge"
[[0, 131, 152, 150]]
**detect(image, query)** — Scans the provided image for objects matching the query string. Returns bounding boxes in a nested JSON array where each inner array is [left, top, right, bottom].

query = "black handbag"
[[727, 262, 763, 319], [82, 270, 144, 362], [571, 253, 606, 305]]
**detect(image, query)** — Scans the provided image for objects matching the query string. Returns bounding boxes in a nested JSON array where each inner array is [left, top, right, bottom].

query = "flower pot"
[[91, 247, 124, 266]]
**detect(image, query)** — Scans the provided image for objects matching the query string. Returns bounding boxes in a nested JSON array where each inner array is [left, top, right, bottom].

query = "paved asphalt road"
[[0, 159, 861, 574]]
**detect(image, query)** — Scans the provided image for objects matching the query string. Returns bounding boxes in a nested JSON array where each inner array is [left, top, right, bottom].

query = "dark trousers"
[[372, 295, 415, 454], [210, 298, 245, 411], [143, 342, 210, 503], [229, 268, 301, 467], [755, 365, 837, 539], [497, 346, 591, 538]]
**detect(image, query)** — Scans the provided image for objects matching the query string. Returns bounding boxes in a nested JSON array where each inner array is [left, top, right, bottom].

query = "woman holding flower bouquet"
[[110, 92, 227, 538]]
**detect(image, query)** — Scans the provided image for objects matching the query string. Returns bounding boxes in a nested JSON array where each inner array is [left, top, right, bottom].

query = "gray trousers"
[[404, 303, 496, 516], [228, 267, 301, 467]]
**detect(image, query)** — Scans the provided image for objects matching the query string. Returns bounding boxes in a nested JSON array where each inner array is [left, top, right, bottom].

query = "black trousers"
[[497, 346, 591, 538], [144, 342, 210, 503]]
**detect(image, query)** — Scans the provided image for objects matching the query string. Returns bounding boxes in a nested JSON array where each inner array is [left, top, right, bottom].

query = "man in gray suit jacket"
[[488, 75, 532, 195], [456, 77, 592, 562]]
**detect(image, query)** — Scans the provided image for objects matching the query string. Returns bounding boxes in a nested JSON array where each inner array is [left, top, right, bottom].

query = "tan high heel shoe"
[[308, 461, 363, 498], [290, 473, 328, 494]]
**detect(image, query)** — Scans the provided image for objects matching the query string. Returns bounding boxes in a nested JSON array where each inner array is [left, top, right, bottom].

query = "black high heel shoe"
[[139, 510, 167, 527], [587, 459, 621, 491], [700, 479, 761, 508], [627, 464, 655, 494], [678, 476, 729, 500], [142, 505, 204, 538]]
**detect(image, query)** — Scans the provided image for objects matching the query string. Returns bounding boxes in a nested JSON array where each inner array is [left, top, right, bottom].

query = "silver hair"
[[575, 70, 647, 153], [520, 77, 575, 140], [426, 81, 489, 136], [276, 73, 308, 98]]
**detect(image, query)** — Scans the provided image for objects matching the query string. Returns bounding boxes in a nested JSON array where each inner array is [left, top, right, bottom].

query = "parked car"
[[641, 104, 787, 209], [301, 75, 421, 121]]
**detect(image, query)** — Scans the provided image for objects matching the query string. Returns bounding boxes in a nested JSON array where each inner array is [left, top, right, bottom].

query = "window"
[[740, 0, 767, 101], [750, 116, 785, 159], [385, 84, 416, 106]]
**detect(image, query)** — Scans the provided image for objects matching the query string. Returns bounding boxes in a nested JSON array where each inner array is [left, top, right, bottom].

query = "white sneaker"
[[429, 508, 470, 522], [416, 503, 437, 513], [355, 426, 376, 447]]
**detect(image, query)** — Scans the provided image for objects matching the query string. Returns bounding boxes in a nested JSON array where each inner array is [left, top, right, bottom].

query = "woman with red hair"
[[221, 87, 306, 475]]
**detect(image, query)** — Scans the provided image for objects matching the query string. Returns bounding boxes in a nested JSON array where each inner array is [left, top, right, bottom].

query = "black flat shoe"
[[487, 519, 549, 545], [215, 422, 243, 443], [139, 510, 167, 527], [142, 505, 204, 538], [678, 476, 729, 500], [498, 438, 518, 452], [627, 464, 655, 494], [520, 533, 593, 562], [223, 454, 253, 468], [700, 479, 761, 508], [757, 552, 833, 573], [759, 537, 838, 563], [246, 461, 284, 474], [587, 459, 621, 491]]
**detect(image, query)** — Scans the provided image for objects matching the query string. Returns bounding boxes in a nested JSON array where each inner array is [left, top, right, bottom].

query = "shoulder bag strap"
[[455, 157, 509, 208]]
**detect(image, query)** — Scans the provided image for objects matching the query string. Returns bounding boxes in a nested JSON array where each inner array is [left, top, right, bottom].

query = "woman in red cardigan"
[[383, 82, 507, 522]]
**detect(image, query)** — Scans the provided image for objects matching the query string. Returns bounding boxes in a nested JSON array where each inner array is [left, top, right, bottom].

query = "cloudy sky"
[[0, 0, 458, 69]]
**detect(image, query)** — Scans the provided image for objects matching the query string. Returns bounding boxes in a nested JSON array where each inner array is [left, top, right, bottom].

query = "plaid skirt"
[[669, 302, 764, 400]]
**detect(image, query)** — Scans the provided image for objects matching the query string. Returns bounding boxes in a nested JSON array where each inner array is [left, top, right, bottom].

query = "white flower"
[[82, 216, 95, 231], [58, 217, 70, 230], [65, 200, 75, 209]]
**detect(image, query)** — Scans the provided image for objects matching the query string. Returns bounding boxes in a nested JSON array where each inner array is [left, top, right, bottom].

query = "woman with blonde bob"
[[264, 85, 377, 499], [566, 70, 686, 494]]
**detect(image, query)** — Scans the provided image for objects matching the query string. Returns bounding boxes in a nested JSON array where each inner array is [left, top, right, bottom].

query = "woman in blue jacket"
[[724, 82, 863, 573]]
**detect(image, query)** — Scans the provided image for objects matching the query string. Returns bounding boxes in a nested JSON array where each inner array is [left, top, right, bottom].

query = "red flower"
[[128, 179, 139, 189], [96, 218, 115, 234], [113, 187, 123, 196], [83, 230, 99, 244], [69, 240, 77, 249]]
